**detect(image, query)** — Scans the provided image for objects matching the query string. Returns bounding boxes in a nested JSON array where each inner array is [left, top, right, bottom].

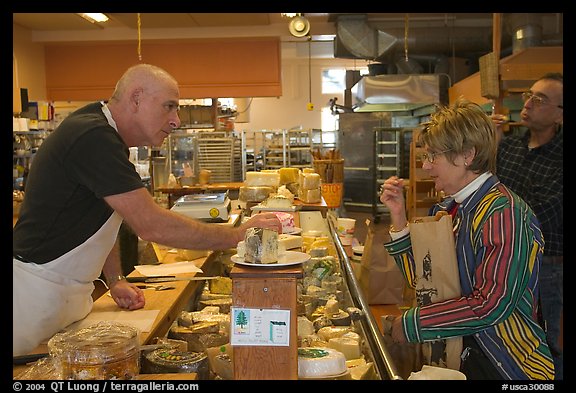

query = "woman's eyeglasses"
[[419, 149, 453, 164], [521, 92, 563, 109]]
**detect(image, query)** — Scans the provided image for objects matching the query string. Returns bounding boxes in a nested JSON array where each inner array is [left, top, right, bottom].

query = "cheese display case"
[[156, 212, 401, 381]]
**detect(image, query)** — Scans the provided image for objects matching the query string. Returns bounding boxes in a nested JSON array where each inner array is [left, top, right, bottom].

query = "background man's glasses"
[[521, 92, 563, 109]]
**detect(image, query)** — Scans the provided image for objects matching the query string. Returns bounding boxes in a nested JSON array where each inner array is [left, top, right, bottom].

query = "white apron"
[[13, 212, 123, 356]]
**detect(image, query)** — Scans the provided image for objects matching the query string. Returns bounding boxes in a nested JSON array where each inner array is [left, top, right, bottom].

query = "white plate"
[[283, 227, 302, 235], [231, 251, 310, 267]]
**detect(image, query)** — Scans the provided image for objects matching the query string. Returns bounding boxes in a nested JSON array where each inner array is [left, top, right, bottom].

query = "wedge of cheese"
[[244, 227, 278, 264]]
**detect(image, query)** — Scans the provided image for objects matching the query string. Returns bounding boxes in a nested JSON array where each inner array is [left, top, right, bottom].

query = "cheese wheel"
[[239, 186, 274, 202], [298, 347, 347, 378], [141, 348, 209, 379]]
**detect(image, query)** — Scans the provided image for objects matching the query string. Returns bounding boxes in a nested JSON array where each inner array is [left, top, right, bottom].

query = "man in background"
[[493, 72, 563, 379]]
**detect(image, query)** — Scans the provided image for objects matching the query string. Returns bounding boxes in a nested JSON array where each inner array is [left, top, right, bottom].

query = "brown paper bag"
[[358, 224, 404, 305], [409, 213, 462, 370]]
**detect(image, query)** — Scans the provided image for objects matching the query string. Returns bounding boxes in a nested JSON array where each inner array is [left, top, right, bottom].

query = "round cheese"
[[298, 347, 347, 378], [141, 348, 209, 379]]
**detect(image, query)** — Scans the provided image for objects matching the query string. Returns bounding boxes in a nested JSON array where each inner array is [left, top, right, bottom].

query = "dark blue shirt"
[[497, 128, 563, 256]]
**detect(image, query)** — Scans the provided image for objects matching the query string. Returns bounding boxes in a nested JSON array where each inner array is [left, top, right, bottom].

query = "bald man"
[[13, 64, 281, 355]]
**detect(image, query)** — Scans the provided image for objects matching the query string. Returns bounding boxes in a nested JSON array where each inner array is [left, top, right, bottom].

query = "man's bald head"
[[110, 64, 178, 103]]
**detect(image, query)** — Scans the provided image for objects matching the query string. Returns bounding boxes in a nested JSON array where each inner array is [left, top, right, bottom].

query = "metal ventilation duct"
[[334, 13, 562, 63], [351, 74, 444, 112], [335, 14, 493, 62], [335, 14, 397, 59]]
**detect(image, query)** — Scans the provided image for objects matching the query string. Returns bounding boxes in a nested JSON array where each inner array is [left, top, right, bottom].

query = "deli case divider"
[[328, 215, 403, 380]]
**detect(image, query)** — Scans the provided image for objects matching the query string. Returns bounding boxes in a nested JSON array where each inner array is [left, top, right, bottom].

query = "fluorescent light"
[[77, 13, 109, 23]]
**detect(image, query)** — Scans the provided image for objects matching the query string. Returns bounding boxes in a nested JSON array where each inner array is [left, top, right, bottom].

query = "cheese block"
[[278, 233, 303, 250], [279, 167, 300, 185], [209, 277, 232, 295], [324, 297, 339, 315], [244, 227, 278, 264], [321, 275, 343, 294], [327, 337, 362, 360], [285, 182, 299, 196], [238, 186, 274, 202], [206, 344, 233, 380], [198, 298, 232, 314], [341, 331, 361, 342], [262, 194, 292, 209], [168, 326, 229, 353], [299, 187, 322, 203], [346, 358, 376, 380], [245, 172, 280, 188], [317, 326, 355, 341], [344, 308, 362, 322], [309, 247, 328, 258], [199, 291, 231, 301], [306, 285, 328, 297], [272, 212, 296, 233], [298, 347, 347, 379], [276, 185, 295, 203], [312, 315, 334, 331], [141, 348, 209, 379], [297, 316, 315, 338], [236, 241, 245, 258], [300, 172, 321, 190]]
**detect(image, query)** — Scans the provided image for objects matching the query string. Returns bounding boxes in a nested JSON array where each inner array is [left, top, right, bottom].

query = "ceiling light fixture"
[[77, 13, 109, 24], [288, 15, 310, 38]]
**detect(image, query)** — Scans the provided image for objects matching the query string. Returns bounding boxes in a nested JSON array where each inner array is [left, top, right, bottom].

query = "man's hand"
[[110, 280, 145, 310], [241, 212, 283, 233]]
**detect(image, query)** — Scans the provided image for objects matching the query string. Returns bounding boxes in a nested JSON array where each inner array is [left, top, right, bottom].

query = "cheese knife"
[[126, 275, 220, 283]]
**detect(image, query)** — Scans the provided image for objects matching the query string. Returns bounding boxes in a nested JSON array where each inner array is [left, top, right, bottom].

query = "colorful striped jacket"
[[384, 174, 554, 380]]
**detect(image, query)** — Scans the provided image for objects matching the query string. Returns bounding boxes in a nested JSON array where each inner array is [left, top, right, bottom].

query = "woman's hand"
[[380, 176, 406, 217], [391, 315, 407, 344], [110, 280, 145, 310]]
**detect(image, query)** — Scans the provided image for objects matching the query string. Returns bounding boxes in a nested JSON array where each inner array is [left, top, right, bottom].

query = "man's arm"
[[104, 188, 281, 251]]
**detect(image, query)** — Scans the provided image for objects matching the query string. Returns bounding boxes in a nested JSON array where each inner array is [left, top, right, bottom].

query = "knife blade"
[[13, 352, 49, 365], [126, 275, 220, 283]]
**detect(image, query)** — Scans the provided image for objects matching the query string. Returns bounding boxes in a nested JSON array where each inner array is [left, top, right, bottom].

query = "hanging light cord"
[[404, 13, 409, 62], [137, 13, 142, 61], [308, 37, 312, 104]]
